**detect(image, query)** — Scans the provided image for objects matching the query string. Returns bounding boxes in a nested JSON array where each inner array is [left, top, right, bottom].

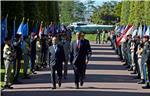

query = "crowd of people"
[[95, 29, 111, 44], [111, 25, 150, 89], [2, 26, 92, 89]]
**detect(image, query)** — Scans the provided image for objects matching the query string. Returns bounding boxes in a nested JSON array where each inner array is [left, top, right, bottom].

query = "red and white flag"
[[39, 23, 43, 38]]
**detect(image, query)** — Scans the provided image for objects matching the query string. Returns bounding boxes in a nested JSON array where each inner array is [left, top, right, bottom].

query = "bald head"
[[52, 36, 58, 45]]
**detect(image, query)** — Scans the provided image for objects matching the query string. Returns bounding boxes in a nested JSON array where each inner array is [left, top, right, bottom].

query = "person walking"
[[49, 36, 65, 89], [70, 32, 89, 89]]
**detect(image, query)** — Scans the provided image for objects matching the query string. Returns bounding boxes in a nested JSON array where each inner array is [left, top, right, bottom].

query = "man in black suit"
[[70, 32, 89, 89], [49, 36, 65, 89], [81, 33, 92, 78]]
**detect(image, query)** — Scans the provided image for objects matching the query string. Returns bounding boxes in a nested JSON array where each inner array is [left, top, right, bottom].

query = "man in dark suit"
[[81, 33, 92, 78], [70, 32, 89, 89], [49, 36, 65, 89]]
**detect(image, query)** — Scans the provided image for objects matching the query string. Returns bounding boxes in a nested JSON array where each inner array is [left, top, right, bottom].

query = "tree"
[[91, 1, 119, 25], [134, 1, 145, 25], [128, 1, 136, 25], [144, 0, 150, 25], [59, 1, 74, 25], [120, 0, 130, 25], [73, 1, 86, 22]]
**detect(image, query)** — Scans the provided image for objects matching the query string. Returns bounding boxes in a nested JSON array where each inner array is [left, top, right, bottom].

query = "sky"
[[80, 0, 122, 6]]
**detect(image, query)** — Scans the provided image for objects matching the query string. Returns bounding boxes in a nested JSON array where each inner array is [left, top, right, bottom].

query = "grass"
[[71, 33, 96, 41], [0, 60, 26, 89]]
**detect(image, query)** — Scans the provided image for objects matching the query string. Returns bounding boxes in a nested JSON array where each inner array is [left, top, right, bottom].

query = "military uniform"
[[22, 39, 30, 77], [36, 40, 41, 68], [3, 44, 15, 87], [141, 41, 150, 83], [130, 40, 135, 71], [137, 43, 144, 82]]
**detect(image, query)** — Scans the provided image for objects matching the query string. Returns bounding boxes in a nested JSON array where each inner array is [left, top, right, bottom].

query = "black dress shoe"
[[58, 80, 61, 87], [142, 85, 150, 89], [75, 83, 79, 89], [138, 79, 145, 84], [80, 80, 84, 86], [4, 85, 13, 89], [123, 63, 127, 66], [52, 86, 56, 89], [131, 71, 137, 74]]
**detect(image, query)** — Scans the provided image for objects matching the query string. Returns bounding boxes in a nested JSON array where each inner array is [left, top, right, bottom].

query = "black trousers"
[[50, 65, 62, 87], [147, 57, 150, 82], [14, 58, 21, 80], [74, 63, 85, 84]]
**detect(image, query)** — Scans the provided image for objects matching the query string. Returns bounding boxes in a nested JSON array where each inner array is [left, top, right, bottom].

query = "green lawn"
[[0, 60, 25, 88], [71, 33, 96, 41]]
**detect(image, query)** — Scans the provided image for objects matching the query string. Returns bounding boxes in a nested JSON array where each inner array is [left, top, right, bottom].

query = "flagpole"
[[6, 14, 8, 38]]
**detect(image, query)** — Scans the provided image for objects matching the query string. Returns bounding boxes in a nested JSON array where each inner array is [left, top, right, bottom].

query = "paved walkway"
[[2, 42, 150, 96]]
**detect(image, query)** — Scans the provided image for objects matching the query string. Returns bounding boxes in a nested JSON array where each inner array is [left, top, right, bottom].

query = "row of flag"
[[114, 24, 150, 48], [1, 16, 70, 44]]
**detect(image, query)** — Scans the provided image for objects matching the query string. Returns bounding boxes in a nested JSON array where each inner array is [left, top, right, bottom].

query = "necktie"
[[77, 40, 80, 49], [54, 45, 57, 52]]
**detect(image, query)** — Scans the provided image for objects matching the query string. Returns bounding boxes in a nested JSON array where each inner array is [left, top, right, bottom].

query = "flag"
[[22, 22, 29, 37], [143, 24, 147, 35], [1, 17, 7, 44], [132, 27, 138, 38], [17, 22, 24, 35], [116, 25, 132, 48], [121, 25, 134, 42], [144, 26, 150, 36], [39, 23, 43, 38], [138, 25, 143, 38]]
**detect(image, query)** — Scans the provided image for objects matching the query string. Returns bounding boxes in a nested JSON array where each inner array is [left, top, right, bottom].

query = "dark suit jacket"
[[70, 40, 88, 67], [49, 44, 65, 67]]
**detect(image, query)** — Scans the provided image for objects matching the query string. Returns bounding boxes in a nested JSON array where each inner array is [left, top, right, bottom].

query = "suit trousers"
[[51, 65, 62, 87], [74, 64, 84, 84]]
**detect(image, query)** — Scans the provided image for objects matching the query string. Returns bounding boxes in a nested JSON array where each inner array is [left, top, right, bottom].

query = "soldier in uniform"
[[137, 40, 144, 84], [22, 36, 30, 79], [141, 35, 150, 89], [96, 29, 100, 44], [3, 37, 15, 89], [30, 33, 37, 74], [130, 39, 136, 74], [126, 34, 132, 70], [13, 34, 22, 84], [36, 37, 41, 70]]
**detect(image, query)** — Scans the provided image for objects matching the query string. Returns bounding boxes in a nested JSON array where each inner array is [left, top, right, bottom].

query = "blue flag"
[[22, 23, 29, 36], [145, 26, 150, 36], [1, 17, 7, 44], [17, 22, 24, 35], [142, 24, 147, 35]]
